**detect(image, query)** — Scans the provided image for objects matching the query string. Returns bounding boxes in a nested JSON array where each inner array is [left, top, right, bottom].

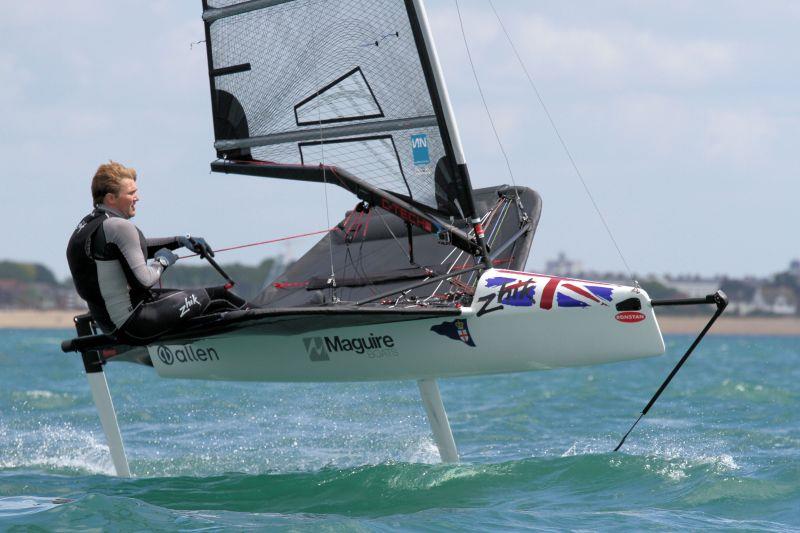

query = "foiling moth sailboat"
[[62, 0, 726, 477]]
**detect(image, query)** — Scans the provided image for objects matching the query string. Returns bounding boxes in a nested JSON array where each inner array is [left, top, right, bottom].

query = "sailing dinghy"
[[62, 0, 726, 477]]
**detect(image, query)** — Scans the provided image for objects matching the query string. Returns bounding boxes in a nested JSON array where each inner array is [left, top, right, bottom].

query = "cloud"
[[433, 5, 737, 90], [155, 19, 209, 95], [0, 52, 32, 101], [515, 16, 736, 88], [704, 109, 776, 162], [0, 0, 110, 26]]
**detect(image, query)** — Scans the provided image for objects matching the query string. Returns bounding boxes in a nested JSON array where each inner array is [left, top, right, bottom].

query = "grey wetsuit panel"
[[96, 217, 165, 327]]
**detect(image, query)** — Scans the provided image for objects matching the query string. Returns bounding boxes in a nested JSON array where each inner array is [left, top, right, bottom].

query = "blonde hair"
[[92, 161, 137, 205]]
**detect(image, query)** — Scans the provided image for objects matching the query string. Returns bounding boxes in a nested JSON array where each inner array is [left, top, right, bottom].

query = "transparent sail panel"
[[300, 137, 406, 196], [295, 67, 383, 126], [249, 125, 444, 207], [204, 0, 458, 213]]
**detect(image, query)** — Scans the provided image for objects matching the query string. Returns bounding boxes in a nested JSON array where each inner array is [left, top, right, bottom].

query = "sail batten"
[[214, 116, 438, 151], [203, 0, 295, 22]]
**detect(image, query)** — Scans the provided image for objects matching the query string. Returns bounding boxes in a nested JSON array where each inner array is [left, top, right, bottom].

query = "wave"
[[13, 451, 752, 517]]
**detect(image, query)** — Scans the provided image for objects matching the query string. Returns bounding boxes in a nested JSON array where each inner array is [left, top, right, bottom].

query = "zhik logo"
[[179, 294, 201, 318], [303, 337, 330, 361]]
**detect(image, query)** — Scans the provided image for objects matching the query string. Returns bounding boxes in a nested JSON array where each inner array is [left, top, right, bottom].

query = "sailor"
[[66, 161, 249, 343]]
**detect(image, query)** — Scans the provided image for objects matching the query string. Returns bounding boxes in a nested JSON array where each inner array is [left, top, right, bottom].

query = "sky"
[[1, 1, 798, 281]]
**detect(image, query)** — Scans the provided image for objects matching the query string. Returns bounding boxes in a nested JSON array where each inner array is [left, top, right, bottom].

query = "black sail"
[[202, 0, 472, 217]]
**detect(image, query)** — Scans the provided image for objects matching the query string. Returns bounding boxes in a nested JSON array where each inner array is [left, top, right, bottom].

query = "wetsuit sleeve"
[[145, 236, 181, 258], [103, 218, 165, 289]]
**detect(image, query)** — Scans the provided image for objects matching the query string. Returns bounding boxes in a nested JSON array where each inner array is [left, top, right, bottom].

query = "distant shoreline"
[[1, 309, 798, 336], [0, 310, 83, 329]]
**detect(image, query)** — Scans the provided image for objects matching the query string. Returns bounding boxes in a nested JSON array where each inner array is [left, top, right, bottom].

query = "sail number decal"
[[411, 134, 430, 165]]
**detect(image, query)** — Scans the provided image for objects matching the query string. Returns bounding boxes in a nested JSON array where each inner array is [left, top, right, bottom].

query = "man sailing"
[[67, 161, 248, 343]]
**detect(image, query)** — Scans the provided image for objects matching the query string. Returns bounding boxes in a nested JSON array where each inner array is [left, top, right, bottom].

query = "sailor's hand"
[[154, 248, 178, 269], [178, 235, 215, 258]]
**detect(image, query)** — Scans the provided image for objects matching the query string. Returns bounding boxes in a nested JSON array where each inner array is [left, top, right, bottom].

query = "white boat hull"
[[147, 269, 665, 382]]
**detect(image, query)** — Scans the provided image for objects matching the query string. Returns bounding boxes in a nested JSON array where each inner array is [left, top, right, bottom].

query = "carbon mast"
[[404, 0, 492, 267]]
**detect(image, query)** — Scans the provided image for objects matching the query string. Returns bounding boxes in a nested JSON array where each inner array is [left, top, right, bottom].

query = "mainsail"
[[201, 0, 480, 229]]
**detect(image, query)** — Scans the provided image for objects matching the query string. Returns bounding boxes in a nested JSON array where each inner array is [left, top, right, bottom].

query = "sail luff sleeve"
[[405, 0, 482, 222], [407, 0, 465, 167], [406, 0, 488, 264]]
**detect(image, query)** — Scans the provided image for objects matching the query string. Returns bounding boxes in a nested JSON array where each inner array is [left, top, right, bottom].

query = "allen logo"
[[157, 345, 174, 365], [303, 337, 330, 361], [154, 344, 219, 365]]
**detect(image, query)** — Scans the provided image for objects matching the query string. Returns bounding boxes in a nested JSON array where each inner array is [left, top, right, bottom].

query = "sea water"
[[0, 329, 798, 530]]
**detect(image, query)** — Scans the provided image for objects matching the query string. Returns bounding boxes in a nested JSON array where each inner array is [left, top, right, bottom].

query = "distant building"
[[751, 286, 797, 315], [0, 279, 25, 309], [545, 252, 583, 277], [660, 275, 721, 299]]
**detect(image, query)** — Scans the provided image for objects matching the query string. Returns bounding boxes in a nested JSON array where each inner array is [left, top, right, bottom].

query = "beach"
[[1, 309, 797, 335], [0, 310, 82, 329], [657, 315, 800, 336]]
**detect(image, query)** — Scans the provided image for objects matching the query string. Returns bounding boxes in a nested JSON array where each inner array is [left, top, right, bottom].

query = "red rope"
[[177, 227, 333, 260], [273, 281, 309, 289]]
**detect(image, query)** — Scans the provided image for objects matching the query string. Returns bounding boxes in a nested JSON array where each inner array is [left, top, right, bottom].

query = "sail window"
[[294, 67, 384, 126], [299, 135, 411, 197]]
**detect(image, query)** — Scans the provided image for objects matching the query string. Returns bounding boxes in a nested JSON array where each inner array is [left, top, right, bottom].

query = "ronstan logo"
[[615, 311, 646, 323]]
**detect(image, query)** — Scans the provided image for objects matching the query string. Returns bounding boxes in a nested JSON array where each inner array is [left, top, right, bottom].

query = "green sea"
[[1, 330, 798, 530]]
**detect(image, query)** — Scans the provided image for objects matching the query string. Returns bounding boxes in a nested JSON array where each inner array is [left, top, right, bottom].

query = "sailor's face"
[[109, 179, 139, 218]]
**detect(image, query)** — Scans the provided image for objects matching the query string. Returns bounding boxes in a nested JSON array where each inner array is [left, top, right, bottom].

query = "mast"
[[405, 0, 492, 267]]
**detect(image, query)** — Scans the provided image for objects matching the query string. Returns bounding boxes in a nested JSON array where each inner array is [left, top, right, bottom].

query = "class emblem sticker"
[[615, 311, 646, 323], [431, 319, 476, 347], [411, 133, 430, 165]]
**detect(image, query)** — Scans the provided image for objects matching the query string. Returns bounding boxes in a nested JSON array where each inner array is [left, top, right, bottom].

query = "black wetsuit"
[[66, 205, 247, 343]]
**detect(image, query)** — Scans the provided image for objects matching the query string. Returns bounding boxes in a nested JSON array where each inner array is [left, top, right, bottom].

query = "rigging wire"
[[310, 0, 337, 295], [487, 0, 636, 283], [176, 228, 332, 260], [454, 0, 520, 196], [425, 199, 503, 302], [375, 208, 413, 263]]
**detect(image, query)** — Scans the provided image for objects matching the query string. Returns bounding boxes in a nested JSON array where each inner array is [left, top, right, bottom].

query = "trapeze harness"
[[66, 205, 247, 343]]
